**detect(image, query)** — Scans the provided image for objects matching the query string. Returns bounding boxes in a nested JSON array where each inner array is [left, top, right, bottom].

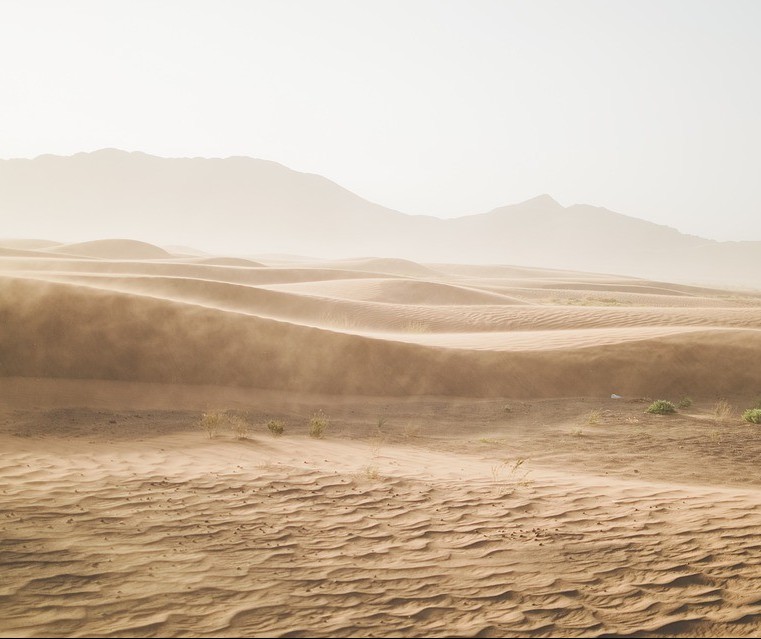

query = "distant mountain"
[[1, 149, 759, 288]]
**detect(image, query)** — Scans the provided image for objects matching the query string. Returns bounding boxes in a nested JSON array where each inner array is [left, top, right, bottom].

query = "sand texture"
[[2, 242, 761, 637]]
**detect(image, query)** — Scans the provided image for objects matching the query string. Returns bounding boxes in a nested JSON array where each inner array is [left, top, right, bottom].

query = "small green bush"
[[646, 400, 676, 415], [742, 408, 761, 424], [677, 396, 693, 409], [267, 419, 285, 437], [309, 410, 330, 439]]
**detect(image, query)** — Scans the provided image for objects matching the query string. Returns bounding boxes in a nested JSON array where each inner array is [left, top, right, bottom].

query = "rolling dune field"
[[2, 240, 761, 637]]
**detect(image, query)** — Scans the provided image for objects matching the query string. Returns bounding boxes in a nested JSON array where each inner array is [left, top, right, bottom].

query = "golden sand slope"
[[2, 243, 754, 415], [1, 245, 761, 397]]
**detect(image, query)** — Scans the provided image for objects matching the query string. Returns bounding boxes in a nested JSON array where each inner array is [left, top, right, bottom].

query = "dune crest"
[[2, 251, 760, 397], [47, 238, 173, 259]]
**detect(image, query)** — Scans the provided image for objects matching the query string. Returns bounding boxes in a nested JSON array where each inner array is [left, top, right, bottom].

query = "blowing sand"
[[2, 240, 761, 637]]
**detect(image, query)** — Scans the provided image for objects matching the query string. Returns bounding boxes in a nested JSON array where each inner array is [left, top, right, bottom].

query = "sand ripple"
[[3, 439, 761, 638]]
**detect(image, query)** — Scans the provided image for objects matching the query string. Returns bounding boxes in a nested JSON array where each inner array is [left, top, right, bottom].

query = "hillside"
[[1, 149, 759, 288]]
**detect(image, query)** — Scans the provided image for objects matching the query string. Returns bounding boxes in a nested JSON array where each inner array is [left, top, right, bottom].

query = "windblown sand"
[[2, 240, 761, 637]]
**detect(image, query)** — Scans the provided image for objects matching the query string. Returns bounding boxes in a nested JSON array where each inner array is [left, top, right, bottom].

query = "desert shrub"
[[713, 400, 734, 422], [359, 465, 381, 480], [267, 419, 285, 437], [646, 400, 676, 415], [309, 410, 330, 439], [199, 411, 223, 438], [677, 396, 693, 409], [587, 409, 602, 425], [229, 415, 249, 439], [742, 408, 761, 424]]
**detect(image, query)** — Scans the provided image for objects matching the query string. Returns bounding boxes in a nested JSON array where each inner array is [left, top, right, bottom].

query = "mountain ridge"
[[1, 149, 758, 288]]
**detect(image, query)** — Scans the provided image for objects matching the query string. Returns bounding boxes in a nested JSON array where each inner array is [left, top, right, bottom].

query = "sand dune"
[[0, 238, 61, 250], [191, 256, 266, 268], [318, 257, 444, 278], [46, 238, 174, 260], [0, 246, 64, 259], [3, 245, 761, 637], [260, 277, 525, 305], [0, 254, 761, 397]]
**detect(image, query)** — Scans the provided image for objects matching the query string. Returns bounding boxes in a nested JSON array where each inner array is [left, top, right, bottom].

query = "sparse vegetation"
[[713, 400, 734, 423], [625, 416, 640, 425], [309, 410, 330, 439], [490, 458, 528, 482], [677, 396, 693, 409], [742, 408, 761, 424], [358, 465, 381, 480], [646, 400, 676, 415], [229, 414, 250, 439], [199, 411, 223, 438], [267, 419, 285, 437], [587, 409, 602, 425]]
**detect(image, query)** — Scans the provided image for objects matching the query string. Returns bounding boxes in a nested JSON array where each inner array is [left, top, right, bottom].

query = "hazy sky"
[[1, 0, 760, 240]]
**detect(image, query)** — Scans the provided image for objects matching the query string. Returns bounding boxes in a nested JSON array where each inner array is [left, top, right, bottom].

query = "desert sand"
[[2, 239, 761, 637]]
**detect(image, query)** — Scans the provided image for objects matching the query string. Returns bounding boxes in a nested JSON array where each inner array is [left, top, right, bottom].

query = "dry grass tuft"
[[229, 415, 250, 439], [587, 409, 602, 425], [713, 400, 734, 423], [309, 410, 330, 439], [199, 411, 223, 439], [358, 465, 381, 480]]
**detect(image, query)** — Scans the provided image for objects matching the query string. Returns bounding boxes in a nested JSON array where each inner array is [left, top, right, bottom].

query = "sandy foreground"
[[2, 240, 761, 637]]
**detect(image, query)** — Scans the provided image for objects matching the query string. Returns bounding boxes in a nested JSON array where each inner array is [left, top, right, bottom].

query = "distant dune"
[[2, 149, 760, 288], [0, 238, 61, 250], [47, 238, 173, 260], [2, 248, 760, 397], [186, 256, 264, 268]]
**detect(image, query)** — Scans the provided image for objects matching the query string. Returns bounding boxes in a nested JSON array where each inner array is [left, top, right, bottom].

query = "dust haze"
[[4, 2, 761, 637], [2, 149, 761, 290]]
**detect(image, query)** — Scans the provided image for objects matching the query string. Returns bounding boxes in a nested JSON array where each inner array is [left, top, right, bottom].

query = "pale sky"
[[1, 0, 760, 240]]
